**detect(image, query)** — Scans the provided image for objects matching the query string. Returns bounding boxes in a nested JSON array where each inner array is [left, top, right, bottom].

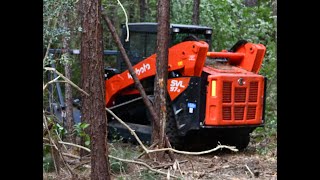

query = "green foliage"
[[73, 122, 91, 147], [46, 115, 67, 139], [109, 144, 139, 175], [198, 0, 277, 139], [171, 0, 193, 24], [53, 122, 67, 139], [43, 0, 80, 67], [43, 144, 54, 172], [43, 0, 76, 44], [109, 128, 125, 143], [138, 170, 161, 180], [43, 0, 82, 101], [109, 144, 165, 179]]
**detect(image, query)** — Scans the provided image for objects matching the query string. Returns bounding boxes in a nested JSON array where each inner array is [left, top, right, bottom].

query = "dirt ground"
[[172, 149, 277, 180], [44, 135, 277, 180], [124, 140, 277, 180]]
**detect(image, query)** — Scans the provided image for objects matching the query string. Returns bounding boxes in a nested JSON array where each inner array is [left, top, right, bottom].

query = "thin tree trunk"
[[109, 3, 117, 30], [62, 11, 76, 144], [192, 0, 200, 25], [80, 0, 111, 179], [102, 11, 159, 130], [154, 0, 170, 160], [64, 58, 76, 143], [139, 0, 147, 22], [79, 0, 88, 158], [52, 141, 61, 174], [102, 8, 174, 161]]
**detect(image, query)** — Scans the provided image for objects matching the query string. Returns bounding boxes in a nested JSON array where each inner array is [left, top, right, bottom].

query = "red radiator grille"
[[249, 82, 258, 102], [234, 106, 245, 120], [235, 87, 246, 102], [223, 82, 232, 103], [221, 80, 259, 121], [247, 106, 256, 119], [222, 106, 231, 120]]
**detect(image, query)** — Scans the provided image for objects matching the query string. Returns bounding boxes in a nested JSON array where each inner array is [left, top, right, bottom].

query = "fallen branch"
[[43, 112, 59, 174], [50, 141, 178, 178], [58, 140, 91, 153], [175, 160, 183, 177], [152, 160, 188, 169], [73, 160, 91, 170], [43, 111, 76, 177], [44, 67, 89, 96], [43, 76, 60, 90], [106, 107, 238, 155], [54, 129, 68, 152], [46, 80, 68, 87], [189, 160, 195, 178], [245, 164, 255, 178], [62, 153, 81, 159], [109, 155, 179, 179], [136, 141, 158, 159], [57, 145, 76, 177], [146, 144, 238, 155], [44, 137, 91, 154], [106, 108, 149, 152]]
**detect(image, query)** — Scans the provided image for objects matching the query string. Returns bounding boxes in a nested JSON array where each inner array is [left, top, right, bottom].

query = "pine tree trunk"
[[192, 0, 200, 25], [80, 0, 111, 179], [62, 11, 76, 144], [154, 0, 170, 160], [64, 63, 76, 143]]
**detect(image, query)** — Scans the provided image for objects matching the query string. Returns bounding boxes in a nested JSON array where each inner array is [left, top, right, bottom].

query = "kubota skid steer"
[[105, 23, 266, 150]]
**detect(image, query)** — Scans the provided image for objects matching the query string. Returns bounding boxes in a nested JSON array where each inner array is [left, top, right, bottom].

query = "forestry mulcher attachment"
[[105, 23, 266, 150]]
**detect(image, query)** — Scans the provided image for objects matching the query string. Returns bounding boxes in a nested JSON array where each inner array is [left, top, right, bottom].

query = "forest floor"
[[43, 132, 277, 180]]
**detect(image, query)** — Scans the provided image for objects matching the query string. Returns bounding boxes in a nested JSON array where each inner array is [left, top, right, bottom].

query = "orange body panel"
[[202, 65, 265, 126], [167, 77, 190, 100], [105, 41, 209, 106]]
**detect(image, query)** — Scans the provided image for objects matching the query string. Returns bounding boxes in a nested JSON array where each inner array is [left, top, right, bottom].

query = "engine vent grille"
[[234, 106, 245, 120], [235, 87, 246, 102], [249, 82, 258, 102], [223, 82, 232, 103], [221, 80, 259, 121], [247, 106, 256, 120], [222, 106, 231, 120]]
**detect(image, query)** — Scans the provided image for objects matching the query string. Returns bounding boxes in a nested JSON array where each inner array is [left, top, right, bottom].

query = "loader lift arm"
[[206, 42, 266, 73], [106, 40, 266, 107], [105, 40, 209, 106]]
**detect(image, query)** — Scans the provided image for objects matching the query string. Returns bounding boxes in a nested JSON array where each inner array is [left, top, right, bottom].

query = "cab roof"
[[122, 22, 213, 33]]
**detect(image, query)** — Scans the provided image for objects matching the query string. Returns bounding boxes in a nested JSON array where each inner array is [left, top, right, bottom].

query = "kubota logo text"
[[127, 63, 151, 79], [170, 80, 185, 92]]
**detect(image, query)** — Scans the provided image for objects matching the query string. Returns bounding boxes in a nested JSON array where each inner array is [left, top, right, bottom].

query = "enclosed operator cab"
[[117, 23, 213, 72]]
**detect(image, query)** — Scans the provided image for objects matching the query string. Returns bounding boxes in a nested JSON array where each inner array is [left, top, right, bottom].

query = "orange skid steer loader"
[[104, 23, 267, 150]]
